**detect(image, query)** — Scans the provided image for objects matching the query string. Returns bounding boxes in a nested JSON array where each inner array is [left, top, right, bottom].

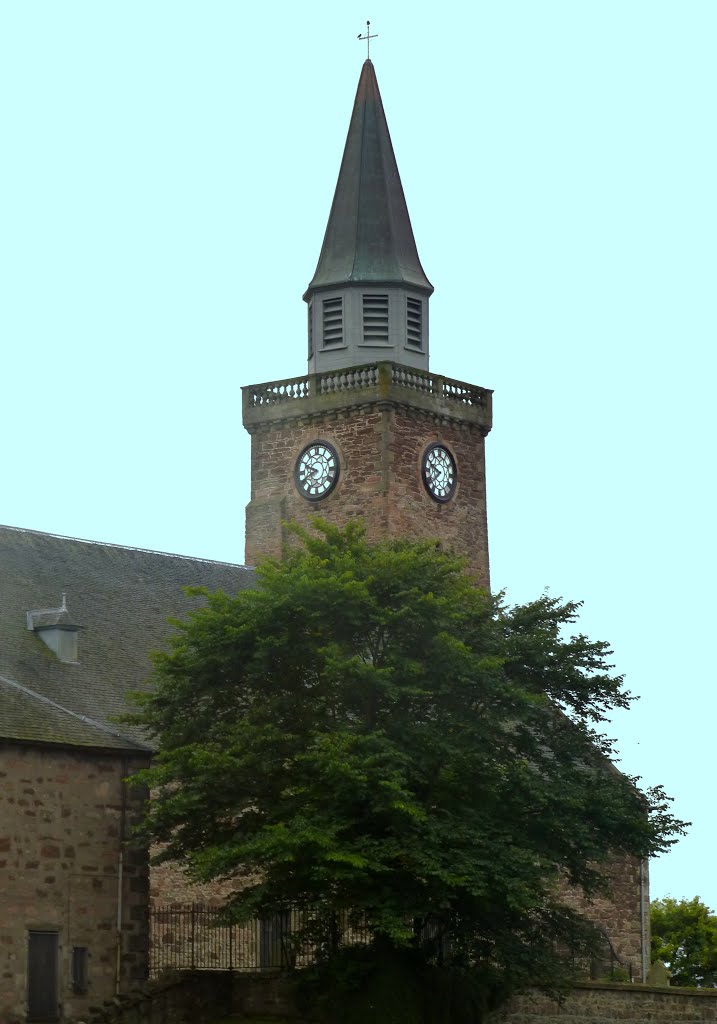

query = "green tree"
[[130, 521, 685, 1012], [651, 897, 717, 986]]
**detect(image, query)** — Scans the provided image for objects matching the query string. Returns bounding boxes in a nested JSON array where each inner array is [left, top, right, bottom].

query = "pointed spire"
[[304, 60, 433, 299]]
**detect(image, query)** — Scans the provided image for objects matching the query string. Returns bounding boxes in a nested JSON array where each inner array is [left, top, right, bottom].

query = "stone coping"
[[573, 980, 717, 998], [242, 361, 493, 432]]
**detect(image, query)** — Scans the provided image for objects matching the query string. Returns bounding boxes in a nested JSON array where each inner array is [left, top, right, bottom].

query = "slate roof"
[[304, 59, 433, 299], [0, 524, 254, 752]]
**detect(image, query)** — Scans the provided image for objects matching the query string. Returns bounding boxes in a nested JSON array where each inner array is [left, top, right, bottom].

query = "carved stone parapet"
[[242, 361, 493, 435]]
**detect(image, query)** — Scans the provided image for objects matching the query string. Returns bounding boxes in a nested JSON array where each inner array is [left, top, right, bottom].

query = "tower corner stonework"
[[243, 362, 492, 587]]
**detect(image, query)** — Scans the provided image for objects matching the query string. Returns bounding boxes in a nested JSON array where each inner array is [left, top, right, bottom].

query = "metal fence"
[[585, 942, 634, 983], [150, 904, 372, 976], [150, 904, 631, 982]]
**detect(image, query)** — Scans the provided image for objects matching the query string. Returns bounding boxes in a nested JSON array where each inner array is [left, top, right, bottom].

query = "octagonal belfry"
[[304, 59, 434, 375]]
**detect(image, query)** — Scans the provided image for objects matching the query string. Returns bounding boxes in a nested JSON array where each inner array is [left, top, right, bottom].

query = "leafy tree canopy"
[[651, 897, 717, 987], [130, 521, 685, 999]]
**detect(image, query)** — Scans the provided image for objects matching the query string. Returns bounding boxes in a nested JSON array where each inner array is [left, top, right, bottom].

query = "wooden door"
[[27, 930, 59, 1022]]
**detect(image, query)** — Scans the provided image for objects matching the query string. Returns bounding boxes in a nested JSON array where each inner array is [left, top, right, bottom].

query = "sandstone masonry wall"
[[245, 403, 490, 586], [0, 743, 149, 1023], [246, 409, 386, 565], [491, 982, 717, 1023], [387, 408, 489, 586], [73, 970, 309, 1024], [559, 855, 648, 978], [151, 857, 240, 908], [71, 974, 717, 1024]]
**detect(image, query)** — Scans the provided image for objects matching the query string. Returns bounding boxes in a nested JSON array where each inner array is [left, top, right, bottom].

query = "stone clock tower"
[[242, 60, 492, 585]]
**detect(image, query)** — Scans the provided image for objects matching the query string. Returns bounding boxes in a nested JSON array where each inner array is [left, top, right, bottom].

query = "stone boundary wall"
[[71, 970, 311, 1024], [490, 981, 717, 1023], [71, 973, 717, 1024]]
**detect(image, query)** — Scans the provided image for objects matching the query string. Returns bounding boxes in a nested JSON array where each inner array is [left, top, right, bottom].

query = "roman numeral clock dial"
[[295, 442, 340, 500], [422, 444, 457, 502]]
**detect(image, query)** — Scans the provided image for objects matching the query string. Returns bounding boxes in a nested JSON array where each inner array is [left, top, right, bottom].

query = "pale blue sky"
[[2, 2, 715, 910]]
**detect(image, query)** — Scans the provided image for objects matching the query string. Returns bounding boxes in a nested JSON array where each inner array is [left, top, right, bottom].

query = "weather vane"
[[358, 20, 377, 60]]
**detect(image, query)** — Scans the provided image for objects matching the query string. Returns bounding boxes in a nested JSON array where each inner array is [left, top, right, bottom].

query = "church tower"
[[242, 60, 492, 585]]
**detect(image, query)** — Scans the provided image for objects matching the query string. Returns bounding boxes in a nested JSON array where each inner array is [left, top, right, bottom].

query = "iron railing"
[[150, 904, 372, 976], [150, 904, 631, 982]]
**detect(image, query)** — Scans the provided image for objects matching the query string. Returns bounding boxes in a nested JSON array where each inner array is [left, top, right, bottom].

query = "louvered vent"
[[308, 302, 314, 358], [406, 297, 422, 348], [322, 297, 343, 346], [363, 294, 389, 343]]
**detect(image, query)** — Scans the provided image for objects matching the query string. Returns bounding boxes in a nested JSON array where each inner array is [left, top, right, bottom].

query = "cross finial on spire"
[[357, 20, 377, 60]]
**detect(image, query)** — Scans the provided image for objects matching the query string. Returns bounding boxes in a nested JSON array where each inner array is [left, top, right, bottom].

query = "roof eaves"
[[0, 672, 151, 752]]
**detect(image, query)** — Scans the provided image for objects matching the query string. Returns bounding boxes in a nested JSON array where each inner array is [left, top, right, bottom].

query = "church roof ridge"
[[304, 58, 433, 299], [0, 522, 249, 571]]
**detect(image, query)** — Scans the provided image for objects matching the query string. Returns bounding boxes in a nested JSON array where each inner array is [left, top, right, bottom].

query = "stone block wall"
[[151, 857, 239, 908], [245, 407, 385, 565], [491, 981, 717, 1023], [560, 855, 648, 979], [0, 743, 149, 1023], [71, 974, 717, 1024], [386, 408, 489, 586], [245, 402, 490, 586], [73, 970, 309, 1024]]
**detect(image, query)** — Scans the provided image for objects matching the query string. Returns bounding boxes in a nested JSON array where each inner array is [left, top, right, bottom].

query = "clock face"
[[422, 444, 457, 502], [295, 442, 340, 501]]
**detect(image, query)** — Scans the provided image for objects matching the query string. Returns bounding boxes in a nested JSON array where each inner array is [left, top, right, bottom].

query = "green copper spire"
[[304, 60, 433, 299]]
